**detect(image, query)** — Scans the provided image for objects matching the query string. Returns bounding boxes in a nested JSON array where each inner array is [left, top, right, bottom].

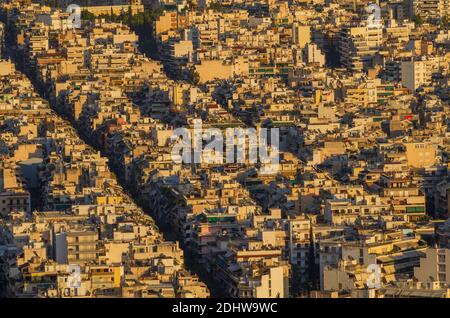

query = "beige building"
[[254, 266, 288, 298], [407, 0, 450, 20], [292, 24, 311, 49], [0, 60, 14, 76], [66, 231, 99, 265], [303, 43, 325, 66], [80, 1, 144, 17], [0, 191, 31, 217], [338, 25, 383, 72]]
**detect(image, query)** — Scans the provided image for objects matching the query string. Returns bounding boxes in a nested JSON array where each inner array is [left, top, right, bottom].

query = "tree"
[[440, 16, 449, 29], [43, 0, 58, 8]]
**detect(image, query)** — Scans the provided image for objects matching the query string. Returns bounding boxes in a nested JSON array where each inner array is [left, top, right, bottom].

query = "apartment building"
[[415, 248, 450, 286]]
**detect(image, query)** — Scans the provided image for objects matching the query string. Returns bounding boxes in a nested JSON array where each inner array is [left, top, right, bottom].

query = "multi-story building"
[[405, 0, 450, 20], [401, 58, 433, 92]]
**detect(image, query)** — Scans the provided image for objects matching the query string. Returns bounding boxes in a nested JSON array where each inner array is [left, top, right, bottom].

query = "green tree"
[[188, 69, 200, 85], [81, 11, 96, 22]]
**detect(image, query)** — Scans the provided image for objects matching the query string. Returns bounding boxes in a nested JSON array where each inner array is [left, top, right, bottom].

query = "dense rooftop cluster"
[[0, 11, 208, 297]]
